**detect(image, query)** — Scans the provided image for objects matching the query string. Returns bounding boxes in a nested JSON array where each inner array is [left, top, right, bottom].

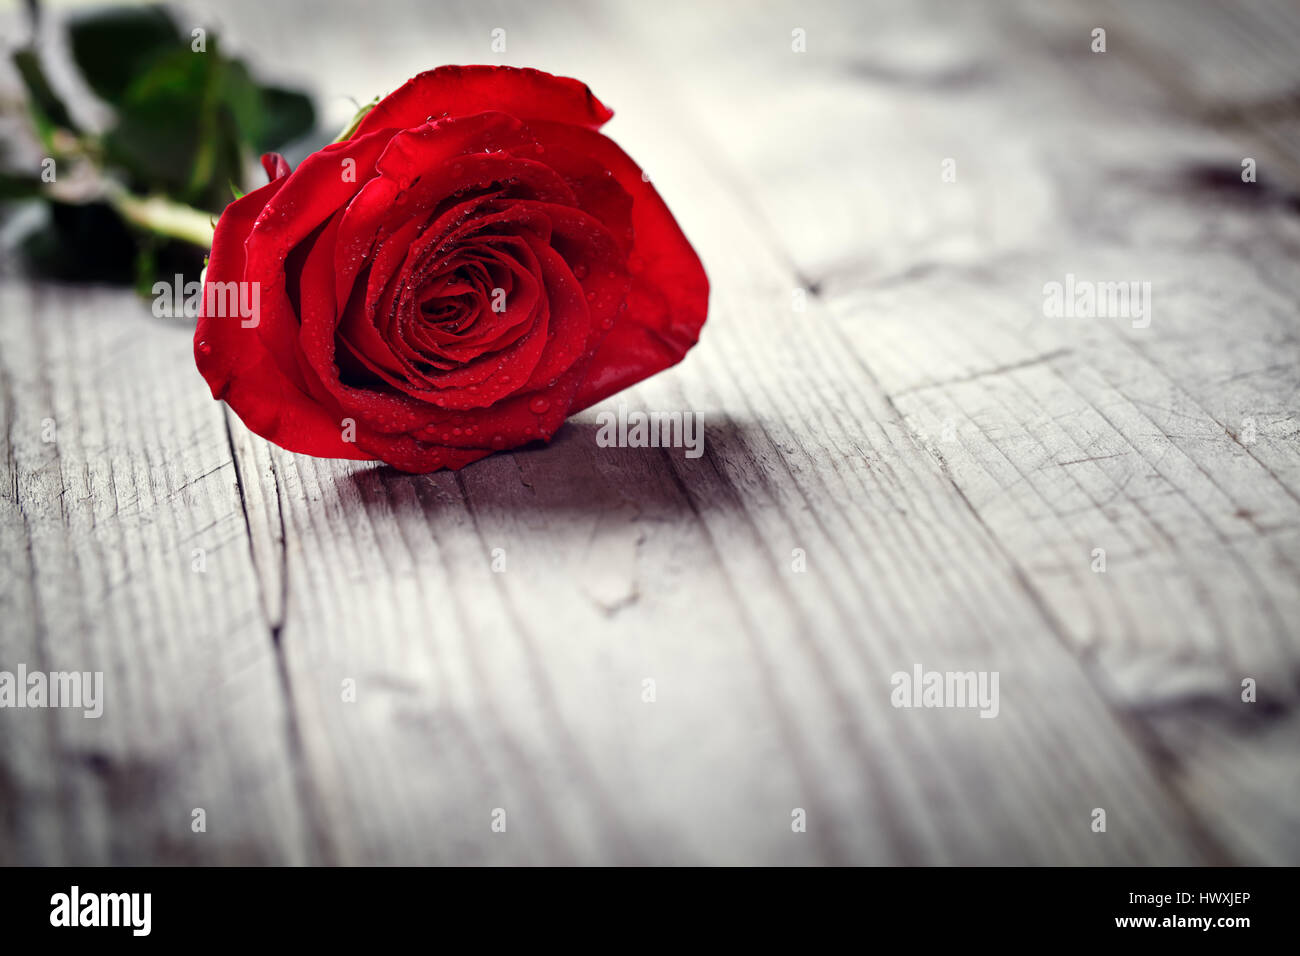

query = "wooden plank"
[[622, 0, 1300, 860], [197, 0, 1241, 863], [1, 0, 1296, 865], [1094, 0, 1300, 184], [0, 284, 309, 864]]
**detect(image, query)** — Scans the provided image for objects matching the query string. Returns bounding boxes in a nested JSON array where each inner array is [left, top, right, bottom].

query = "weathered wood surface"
[[1, 0, 1298, 864]]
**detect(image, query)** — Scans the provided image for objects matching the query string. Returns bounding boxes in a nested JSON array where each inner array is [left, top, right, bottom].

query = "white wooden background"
[[2, 0, 1298, 865]]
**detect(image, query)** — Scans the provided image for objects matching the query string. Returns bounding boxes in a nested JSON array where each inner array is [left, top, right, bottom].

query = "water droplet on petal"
[[529, 397, 551, 414]]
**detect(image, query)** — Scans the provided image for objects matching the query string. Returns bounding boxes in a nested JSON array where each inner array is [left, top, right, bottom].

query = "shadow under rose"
[[335, 412, 765, 523], [327, 413, 787, 610]]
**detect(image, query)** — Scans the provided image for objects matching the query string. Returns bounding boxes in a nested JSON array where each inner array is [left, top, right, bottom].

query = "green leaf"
[[257, 86, 315, 151], [60, 7, 317, 218], [68, 4, 183, 106], [200, 100, 249, 211], [103, 47, 215, 200], [11, 47, 78, 149], [220, 58, 265, 147], [100, 35, 317, 209]]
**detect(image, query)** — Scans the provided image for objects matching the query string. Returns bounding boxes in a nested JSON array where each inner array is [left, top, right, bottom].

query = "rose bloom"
[[195, 66, 708, 472]]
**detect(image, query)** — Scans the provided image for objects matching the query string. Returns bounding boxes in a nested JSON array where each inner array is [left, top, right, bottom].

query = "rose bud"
[[195, 66, 708, 472]]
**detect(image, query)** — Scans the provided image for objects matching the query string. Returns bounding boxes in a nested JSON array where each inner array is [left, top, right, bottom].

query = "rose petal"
[[261, 152, 292, 182], [199, 67, 707, 474], [195, 180, 371, 461], [352, 66, 613, 141], [530, 122, 709, 410]]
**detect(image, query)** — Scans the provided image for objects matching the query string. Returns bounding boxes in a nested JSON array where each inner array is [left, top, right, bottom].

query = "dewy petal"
[[198, 66, 709, 474], [530, 122, 709, 411], [331, 119, 574, 322], [194, 180, 372, 461], [261, 152, 292, 182], [240, 130, 394, 402], [351, 66, 613, 140]]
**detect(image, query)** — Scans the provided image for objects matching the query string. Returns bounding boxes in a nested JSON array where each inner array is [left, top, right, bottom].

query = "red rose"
[[195, 66, 708, 472]]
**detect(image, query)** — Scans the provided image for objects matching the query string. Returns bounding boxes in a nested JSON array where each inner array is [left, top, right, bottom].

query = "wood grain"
[[1, 0, 1296, 864]]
